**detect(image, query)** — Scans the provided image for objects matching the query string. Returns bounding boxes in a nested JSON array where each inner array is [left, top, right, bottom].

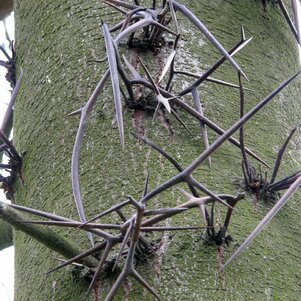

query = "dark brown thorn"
[[115, 17, 152, 44], [0, 164, 11, 169], [47, 242, 106, 274], [277, 0, 299, 43], [105, 202, 152, 299], [104, 267, 127, 301], [170, 107, 192, 135], [71, 69, 110, 246], [178, 37, 252, 96], [144, 207, 188, 216], [189, 178, 234, 210], [103, 0, 138, 10], [240, 25, 246, 41], [138, 58, 160, 95], [67, 108, 82, 117], [127, 195, 144, 210], [10, 203, 71, 221], [222, 174, 301, 270], [141, 226, 207, 232], [158, 0, 169, 17], [174, 70, 253, 90], [120, 7, 146, 33], [104, 240, 161, 301], [238, 72, 251, 183], [142, 194, 243, 227], [10, 204, 113, 239], [120, 87, 128, 105], [53, 257, 84, 267], [113, 43, 136, 105], [142, 172, 149, 197], [102, 22, 124, 148], [0, 129, 21, 162], [133, 132, 197, 195], [151, 19, 178, 37], [152, 0, 156, 9], [132, 133, 182, 170], [87, 240, 115, 295], [169, 0, 179, 34], [270, 127, 297, 184], [222, 197, 241, 235], [165, 34, 180, 91], [138, 58, 171, 112], [123, 55, 142, 80], [0, 143, 8, 152], [291, 0, 301, 45], [103, 0, 128, 14], [112, 219, 134, 271], [148, 15, 169, 44], [131, 268, 162, 300], [241, 161, 249, 185], [158, 50, 176, 83], [0, 60, 7, 67], [1, 69, 24, 137], [172, 0, 248, 80], [191, 87, 211, 168], [18, 220, 122, 231], [116, 209, 128, 222], [268, 171, 301, 192], [109, 20, 125, 33], [0, 45, 11, 61], [80, 199, 130, 227], [152, 103, 161, 121], [209, 202, 215, 236]]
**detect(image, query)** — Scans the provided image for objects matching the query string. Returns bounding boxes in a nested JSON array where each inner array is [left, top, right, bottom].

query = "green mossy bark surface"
[[0, 201, 98, 267], [13, 0, 300, 300], [0, 219, 13, 250]]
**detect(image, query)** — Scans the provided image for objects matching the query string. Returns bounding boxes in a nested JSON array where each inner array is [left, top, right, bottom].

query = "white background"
[[0, 4, 300, 301]]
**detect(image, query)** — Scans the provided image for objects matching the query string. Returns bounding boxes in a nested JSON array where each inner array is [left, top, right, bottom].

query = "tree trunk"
[[11, 0, 301, 300]]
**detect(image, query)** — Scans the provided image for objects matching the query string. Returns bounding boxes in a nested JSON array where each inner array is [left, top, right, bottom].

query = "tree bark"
[[11, 0, 301, 300], [0, 219, 12, 251]]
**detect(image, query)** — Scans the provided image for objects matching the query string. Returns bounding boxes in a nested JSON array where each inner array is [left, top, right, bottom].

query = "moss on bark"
[[13, 0, 301, 300], [0, 218, 13, 250]]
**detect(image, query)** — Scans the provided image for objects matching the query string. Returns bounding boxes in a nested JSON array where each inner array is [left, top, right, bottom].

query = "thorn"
[[270, 127, 297, 184], [158, 50, 176, 83], [223, 174, 301, 270], [156, 94, 171, 113], [178, 188, 194, 200], [240, 25, 246, 41], [142, 172, 149, 197], [67, 108, 82, 117], [173, 1, 248, 80], [102, 22, 125, 148]]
